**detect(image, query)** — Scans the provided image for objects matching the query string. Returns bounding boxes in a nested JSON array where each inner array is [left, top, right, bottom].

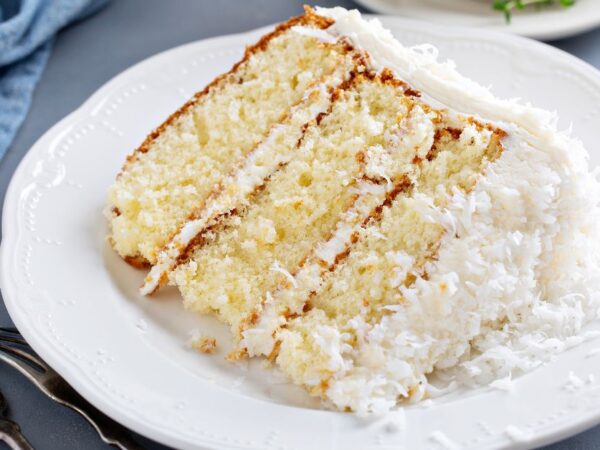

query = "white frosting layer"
[[316, 7, 557, 137], [242, 180, 394, 357], [297, 7, 600, 414], [242, 104, 438, 357], [140, 79, 338, 295], [292, 25, 337, 44]]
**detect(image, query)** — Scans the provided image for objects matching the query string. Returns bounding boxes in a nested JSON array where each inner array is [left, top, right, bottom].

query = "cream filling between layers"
[[241, 180, 388, 357], [140, 74, 346, 295], [241, 105, 438, 357]]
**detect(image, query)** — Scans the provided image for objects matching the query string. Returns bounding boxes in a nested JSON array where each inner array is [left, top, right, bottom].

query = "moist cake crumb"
[[106, 6, 600, 414], [190, 336, 217, 354]]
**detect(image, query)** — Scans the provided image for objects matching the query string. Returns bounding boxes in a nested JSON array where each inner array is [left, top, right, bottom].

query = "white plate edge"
[[2, 18, 600, 450]]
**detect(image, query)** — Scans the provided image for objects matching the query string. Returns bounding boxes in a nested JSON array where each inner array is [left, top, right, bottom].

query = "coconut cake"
[[106, 7, 600, 414]]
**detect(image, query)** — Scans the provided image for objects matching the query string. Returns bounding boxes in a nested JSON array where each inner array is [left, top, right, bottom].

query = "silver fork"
[[0, 327, 143, 450]]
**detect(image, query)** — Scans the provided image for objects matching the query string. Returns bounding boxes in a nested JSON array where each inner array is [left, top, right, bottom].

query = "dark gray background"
[[1, 1, 599, 449]]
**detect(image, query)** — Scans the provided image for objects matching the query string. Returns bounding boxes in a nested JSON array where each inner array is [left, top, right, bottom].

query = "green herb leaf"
[[494, 0, 575, 23]]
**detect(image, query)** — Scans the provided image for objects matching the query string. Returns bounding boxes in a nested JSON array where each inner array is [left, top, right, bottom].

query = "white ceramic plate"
[[355, 0, 600, 40], [3, 17, 600, 450]]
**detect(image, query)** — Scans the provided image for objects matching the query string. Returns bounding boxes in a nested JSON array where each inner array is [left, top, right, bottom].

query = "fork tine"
[[0, 329, 47, 368], [0, 327, 21, 335], [0, 341, 46, 372], [0, 327, 26, 346], [0, 334, 28, 346], [0, 347, 47, 391]]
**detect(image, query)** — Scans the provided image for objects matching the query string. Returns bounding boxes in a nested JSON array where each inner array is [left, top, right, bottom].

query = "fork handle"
[[0, 419, 34, 450]]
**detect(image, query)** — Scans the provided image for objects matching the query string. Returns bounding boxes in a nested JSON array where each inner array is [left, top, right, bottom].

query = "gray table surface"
[[1, 1, 599, 449]]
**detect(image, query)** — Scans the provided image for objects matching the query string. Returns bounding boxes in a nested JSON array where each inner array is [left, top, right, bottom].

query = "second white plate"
[[355, 0, 600, 40], [3, 15, 600, 450]]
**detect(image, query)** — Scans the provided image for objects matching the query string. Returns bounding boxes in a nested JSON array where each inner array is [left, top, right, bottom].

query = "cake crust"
[[120, 6, 333, 174], [110, 6, 337, 268]]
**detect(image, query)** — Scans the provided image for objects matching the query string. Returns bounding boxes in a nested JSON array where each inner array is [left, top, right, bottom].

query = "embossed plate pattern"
[[2, 17, 600, 450]]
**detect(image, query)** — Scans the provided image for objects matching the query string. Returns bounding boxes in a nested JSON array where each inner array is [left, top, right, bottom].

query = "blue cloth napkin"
[[0, 0, 109, 161]]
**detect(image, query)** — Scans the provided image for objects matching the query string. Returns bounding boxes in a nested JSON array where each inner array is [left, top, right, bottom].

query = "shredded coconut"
[[383, 409, 406, 433], [300, 7, 600, 414], [270, 261, 298, 288], [565, 371, 585, 391], [489, 374, 515, 393]]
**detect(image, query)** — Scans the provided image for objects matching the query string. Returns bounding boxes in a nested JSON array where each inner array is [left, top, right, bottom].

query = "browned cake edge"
[[110, 6, 334, 268]]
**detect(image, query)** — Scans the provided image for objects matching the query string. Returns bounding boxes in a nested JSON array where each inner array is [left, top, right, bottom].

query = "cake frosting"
[[107, 6, 600, 414], [298, 7, 600, 412]]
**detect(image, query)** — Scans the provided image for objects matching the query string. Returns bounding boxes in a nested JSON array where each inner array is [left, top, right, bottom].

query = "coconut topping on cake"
[[106, 6, 600, 414]]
